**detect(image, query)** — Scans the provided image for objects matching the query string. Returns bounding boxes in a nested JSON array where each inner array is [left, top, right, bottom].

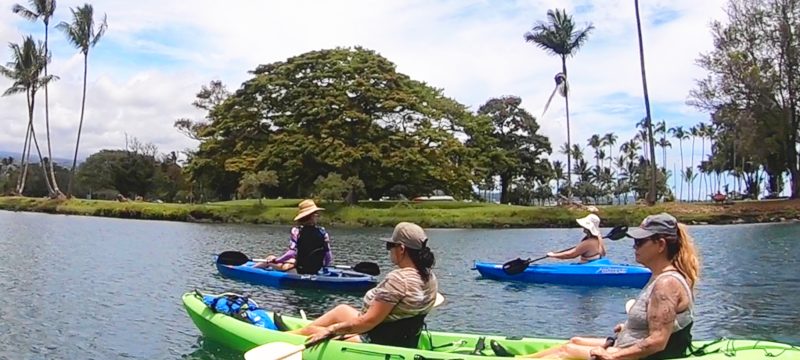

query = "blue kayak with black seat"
[[473, 258, 651, 288], [216, 261, 378, 292]]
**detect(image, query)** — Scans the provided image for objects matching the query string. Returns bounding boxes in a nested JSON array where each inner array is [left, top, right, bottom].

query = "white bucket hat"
[[576, 213, 601, 237]]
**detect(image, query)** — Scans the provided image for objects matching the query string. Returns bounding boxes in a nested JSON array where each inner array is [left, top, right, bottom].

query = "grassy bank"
[[0, 196, 799, 228]]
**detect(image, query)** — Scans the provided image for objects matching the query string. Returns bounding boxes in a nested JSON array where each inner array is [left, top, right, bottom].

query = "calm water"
[[0, 210, 798, 359]]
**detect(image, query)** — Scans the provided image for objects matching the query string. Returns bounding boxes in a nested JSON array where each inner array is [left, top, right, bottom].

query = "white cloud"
[[0, 0, 727, 176]]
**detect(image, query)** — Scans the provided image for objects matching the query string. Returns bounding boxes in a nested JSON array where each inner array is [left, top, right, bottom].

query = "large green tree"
[[188, 47, 479, 200], [691, 0, 800, 198], [469, 96, 552, 204]]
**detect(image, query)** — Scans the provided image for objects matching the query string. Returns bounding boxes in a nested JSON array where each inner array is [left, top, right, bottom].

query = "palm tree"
[[689, 125, 699, 200], [57, 4, 108, 196], [588, 134, 602, 172], [634, 0, 658, 205], [669, 126, 689, 201], [13, 0, 61, 197], [0, 36, 57, 195], [524, 8, 594, 201], [559, 142, 571, 158], [695, 122, 709, 201], [602, 132, 617, 169], [657, 137, 671, 175], [570, 144, 584, 164], [552, 160, 564, 194]]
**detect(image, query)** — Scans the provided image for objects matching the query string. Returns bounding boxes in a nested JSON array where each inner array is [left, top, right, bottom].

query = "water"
[[0, 211, 798, 359]]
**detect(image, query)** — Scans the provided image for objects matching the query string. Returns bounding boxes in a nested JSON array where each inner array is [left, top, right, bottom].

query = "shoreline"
[[0, 196, 799, 228]]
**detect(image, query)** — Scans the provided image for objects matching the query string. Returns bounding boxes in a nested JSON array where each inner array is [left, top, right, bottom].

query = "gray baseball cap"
[[381, 222, 428, 250], [625, 213, 678, 239]]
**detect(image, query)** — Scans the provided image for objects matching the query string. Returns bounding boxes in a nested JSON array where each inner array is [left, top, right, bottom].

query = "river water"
[[0, 210, 797, 359]]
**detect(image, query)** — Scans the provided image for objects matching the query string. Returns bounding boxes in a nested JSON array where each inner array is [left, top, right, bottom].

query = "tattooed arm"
[[593, 276, 685, 360]]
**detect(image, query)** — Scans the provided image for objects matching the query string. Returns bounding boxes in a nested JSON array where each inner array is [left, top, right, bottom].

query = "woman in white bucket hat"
[[546, 213, 606, 263]]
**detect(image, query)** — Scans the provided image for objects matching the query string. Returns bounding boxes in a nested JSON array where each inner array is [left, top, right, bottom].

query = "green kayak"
[[182, 292, 798, 359]]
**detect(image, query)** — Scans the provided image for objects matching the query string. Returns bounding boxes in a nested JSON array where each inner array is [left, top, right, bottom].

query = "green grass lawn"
[[1, 196, 797, 228]]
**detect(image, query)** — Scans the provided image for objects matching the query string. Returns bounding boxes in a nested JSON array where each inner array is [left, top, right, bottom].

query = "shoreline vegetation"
[[1, 196, 798, 228]]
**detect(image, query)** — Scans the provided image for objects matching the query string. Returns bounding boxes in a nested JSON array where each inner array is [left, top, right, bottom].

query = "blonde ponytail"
[[672, 223, 700, 290]]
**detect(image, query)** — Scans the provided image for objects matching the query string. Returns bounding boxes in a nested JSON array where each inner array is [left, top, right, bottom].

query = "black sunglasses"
[[633, 236, 662, 248], [386, 242, 400, 250]]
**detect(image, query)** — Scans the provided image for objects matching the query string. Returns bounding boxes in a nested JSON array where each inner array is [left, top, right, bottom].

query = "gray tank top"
[[616, 271, 694, 348]]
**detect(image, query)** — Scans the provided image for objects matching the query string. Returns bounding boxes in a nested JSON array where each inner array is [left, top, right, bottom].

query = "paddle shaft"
[[253, 258, 354, 270], [273, 333, 357, 360], [532, 225, 627, 263], [530, 246, 575, 263]]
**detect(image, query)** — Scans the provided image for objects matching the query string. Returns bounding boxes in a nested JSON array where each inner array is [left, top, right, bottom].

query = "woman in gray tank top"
[[495, 213, 700, 359]]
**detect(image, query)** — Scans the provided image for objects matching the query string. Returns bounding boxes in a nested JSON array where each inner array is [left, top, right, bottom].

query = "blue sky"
[[0, 0, 732, 196]]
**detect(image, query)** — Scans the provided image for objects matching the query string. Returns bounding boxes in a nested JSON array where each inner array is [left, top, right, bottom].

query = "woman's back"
[[363, 267, 438, 322]]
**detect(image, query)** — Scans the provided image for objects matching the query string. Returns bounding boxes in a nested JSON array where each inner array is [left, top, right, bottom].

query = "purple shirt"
[[275, 225, 333, 266]]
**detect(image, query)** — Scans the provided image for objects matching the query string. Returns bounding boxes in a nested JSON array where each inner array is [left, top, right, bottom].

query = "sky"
[[0, 0, 731, 196]]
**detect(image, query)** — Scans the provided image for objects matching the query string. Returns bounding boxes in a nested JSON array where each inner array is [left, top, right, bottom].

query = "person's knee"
[[569, 337, 584, 344]]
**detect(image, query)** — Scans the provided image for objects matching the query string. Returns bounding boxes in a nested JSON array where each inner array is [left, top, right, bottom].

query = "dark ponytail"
[[407, 241, 435, 282]]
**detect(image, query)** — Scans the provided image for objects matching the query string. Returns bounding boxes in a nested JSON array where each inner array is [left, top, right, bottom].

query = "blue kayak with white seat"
[[216, 261, 378, 292], [473, 258, 651, 288]]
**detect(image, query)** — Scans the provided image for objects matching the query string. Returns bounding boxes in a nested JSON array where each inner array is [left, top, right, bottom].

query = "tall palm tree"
[[695, 122, 709, 201], [570, 143, 584, 164], [669, 126, 689, 201], [524, 8, 594, 201], [634, 0, 658, 205], [552, 160, 564, 194], [587, 134, 602, 172], [689, 125, 699, 199], [602, 132, 617, 169], [657, 137, 671, 174], [13, 0, 61, 197], [0, 36, 56, 195], [683, 167, 696, 202], [57, 4, 107, 196]]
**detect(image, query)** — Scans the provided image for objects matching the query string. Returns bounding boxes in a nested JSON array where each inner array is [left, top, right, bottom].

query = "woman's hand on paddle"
[[546, 252, 556, 257]]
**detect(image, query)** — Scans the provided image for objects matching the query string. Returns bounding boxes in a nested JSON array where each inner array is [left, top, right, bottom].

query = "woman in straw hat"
[[545, 213, 606, 263], [254, 199, 333, 274]]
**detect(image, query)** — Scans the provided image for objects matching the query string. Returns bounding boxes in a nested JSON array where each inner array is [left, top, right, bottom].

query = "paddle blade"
[[244, 342, 303, 360], [216, 251, 250, 266], [502, 258, 531, 275], [353, 262, 380, 276], [434, 292, 445, 307], [606, 226, 629, 241]]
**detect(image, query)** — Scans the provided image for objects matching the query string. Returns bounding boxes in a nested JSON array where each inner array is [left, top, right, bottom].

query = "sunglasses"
[[633, 236, 662, 248], [386, 242, 400, 251]]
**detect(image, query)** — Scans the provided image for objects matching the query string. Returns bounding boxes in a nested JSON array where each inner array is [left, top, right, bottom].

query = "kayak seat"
[[272, 312, 291, 332], [366, 313, 428, 348]]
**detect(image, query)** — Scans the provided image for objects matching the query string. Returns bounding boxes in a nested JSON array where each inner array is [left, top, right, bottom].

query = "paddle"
[[244, 332, 336, 360], [216, 251, 381, 276], [244, 293, 447, 360], [502, 225, 630, 276]]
